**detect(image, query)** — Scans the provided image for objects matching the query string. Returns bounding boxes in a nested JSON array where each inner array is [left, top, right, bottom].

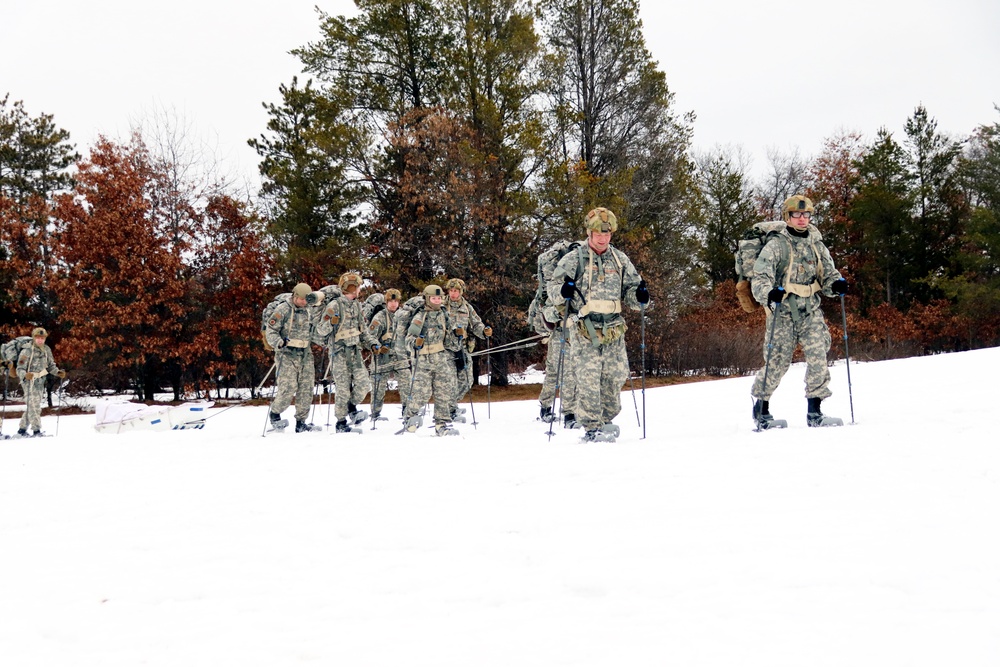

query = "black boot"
[[563, 412, 579, 429], [295, 420, 319, 433], [335, 418, 353, 433], [806, 397, 843, 427], [269, 411, 287, 431], [17, 428, 27, 437], [539, 405, 555, 423], [752, 399, 773, 425]]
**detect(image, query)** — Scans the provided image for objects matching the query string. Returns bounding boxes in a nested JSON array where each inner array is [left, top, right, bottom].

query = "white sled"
[[94, 400, 214, 434]]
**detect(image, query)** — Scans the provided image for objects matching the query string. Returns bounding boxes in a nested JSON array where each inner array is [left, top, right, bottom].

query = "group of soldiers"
[[5, 197, 846, 440], [264, 273, 491, 437]]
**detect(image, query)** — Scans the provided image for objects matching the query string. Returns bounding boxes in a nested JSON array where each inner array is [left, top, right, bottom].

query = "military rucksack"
[[2, 336, 34, 369], [391, 295, 426, 344], [733, 221, 790, 313], [528, 240, 580, 334], [260, 284, 342, 349], [362, 292, 386, 326]]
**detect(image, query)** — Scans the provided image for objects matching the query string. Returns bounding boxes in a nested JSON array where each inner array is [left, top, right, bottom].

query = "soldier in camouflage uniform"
[[265, 283, 320, 433], [443, 278, 491, 422], [750, 195, 848, 428], [367, 288, 405, 421], [401, 284, 461, 437], [15, 327, 65, 437], [316, 272, 380, 433], [548, 208, 650, 442]]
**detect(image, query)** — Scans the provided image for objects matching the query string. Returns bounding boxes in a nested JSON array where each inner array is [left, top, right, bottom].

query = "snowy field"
[[2, 347, 999, 666]]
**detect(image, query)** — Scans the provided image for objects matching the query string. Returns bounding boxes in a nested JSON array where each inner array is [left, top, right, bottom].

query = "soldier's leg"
[[561, 334, 578, 417], [751, 311, 796, 400], [269, 353, 295, 416], [600, 337, 629, 423], [569, 326, 604, 431], [348, 348, 372, 406], [370, 361, 387, 416], [433, 352, 459, 425], [332, 351, 351, 420], [451, 351, 473, 406], [538, 334, 561, 408], [403, 358, 433, 420], [19, 380, 36, 430], [293, 352, 315, 422], [800, 311, 833, 400]]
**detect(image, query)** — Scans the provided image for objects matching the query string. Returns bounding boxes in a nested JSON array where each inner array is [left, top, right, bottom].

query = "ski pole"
[[261, 356, 282, 437], [469, 333, 544, 355], [396, 353, 421, 435], [627, 373, 641, 427], [1, 364, 8, 438], [485, 335, 492, 419], [548, 298, 572, 441], [840, 294, 855, 424], [370, 351, 380, 430], [310, 348, 330, 425], [55, 377, 65, 437], [756, 302, 782, 433], [640, 303, 647, 440]]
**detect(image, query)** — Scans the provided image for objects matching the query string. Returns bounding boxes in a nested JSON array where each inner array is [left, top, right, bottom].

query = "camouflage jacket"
[[751, 225, 842, 310], [16, 342, 59, 381], [445, 297, 485, 340], [316, 295, 377, 352], [548, 243, 647, 327], [265, 298, 316, 351], [404, 306, 461, 354]]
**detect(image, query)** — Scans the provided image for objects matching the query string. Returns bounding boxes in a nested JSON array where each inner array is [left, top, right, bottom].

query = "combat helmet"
[[445, 278, 466, 294], [584, 207, 618, 233], [782, 195, 815, 221], [339, 272, 362, 293]]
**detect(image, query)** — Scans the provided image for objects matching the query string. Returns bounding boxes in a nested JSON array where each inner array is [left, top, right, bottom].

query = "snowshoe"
[[454, 406, 466, 415], [268, 412, 288, 432], [581, 429, 616, 443], [753, 399, 787, 431], [296, 421, 321, 433], [400, 415, 423, 434], [539, 405, 557, 423], [451, 411, 467, 424], [334, 419, 361, 434], [371, 412, 388, 422], [563, 413, 580, 429], [435, 423, 460, 437], [806, 398, 843, 428], [347, 407, 368, 425], [17, 428, 28, 437], [600, 423, 620, 438]]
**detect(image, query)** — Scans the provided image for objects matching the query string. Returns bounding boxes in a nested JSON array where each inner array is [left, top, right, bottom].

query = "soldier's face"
[[387, 300, 399, 312], [588, 229, 612, 253], [34, 336, 46, 347], [429, 295, 443, 306], [788, 210, 811, 231], [448, 288, 462, 301], [292, 296, 307, 308]]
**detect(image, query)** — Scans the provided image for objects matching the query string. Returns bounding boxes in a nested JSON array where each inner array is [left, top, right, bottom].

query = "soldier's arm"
[[817, 243, 844, 296], [548, 251, 582, 313], [315, 302, 339, 338], [45, 348, 59, 376], [264, 307, 289, 350], [466, 302, 486, 338], [618, 250, 651, 312], [751, 241, 781, 305]]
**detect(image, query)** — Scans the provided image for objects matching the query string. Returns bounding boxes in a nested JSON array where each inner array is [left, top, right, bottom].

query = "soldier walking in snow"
[[316, 272, 380, 433], [15, 327, 65, 437], [548, 207, 650, 442], [401, 284, 461, 437], [367, 288, 405, 421], [265, 283, 319, 433], [443, 278, 491, 422], [750, 195, 848, 428]]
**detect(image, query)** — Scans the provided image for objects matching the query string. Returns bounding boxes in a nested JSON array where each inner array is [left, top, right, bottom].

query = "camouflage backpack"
[[362, 292, 386, 326], [528, 240, 580, 334], [733, 221, 790, 313], [260, 284, 342, 349], [1, 336, 34, 370]]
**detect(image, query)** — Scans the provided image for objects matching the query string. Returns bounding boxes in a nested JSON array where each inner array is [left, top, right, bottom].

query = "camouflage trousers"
[[18, 376, 46, 431], [752, 304, 833, 401], [403, 350, 457, 426], [453, 349, 475, 406], [369, 355, 409, 418], [331, 346, 371, 420], [538, 328, 577, 415], [569, 324, 630, 432], [270, 347, 315, 422]]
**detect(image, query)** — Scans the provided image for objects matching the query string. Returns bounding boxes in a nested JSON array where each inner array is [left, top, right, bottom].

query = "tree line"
[[2, 0, 999, 401]]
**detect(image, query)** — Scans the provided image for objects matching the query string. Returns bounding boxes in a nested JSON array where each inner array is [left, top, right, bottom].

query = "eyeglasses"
[[789, 211, 812, 219]]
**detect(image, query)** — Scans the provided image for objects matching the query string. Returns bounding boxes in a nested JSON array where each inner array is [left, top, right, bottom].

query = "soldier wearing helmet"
[[367, 288, 406, 421], [547, 207, 651, 442], [264, 282, 321, 433], [400, 283, 462, 436], [443, 277, 491, 422], [15, 327, 66, 437], [316, 272, 380, 432], [750, 195, 849, 429]]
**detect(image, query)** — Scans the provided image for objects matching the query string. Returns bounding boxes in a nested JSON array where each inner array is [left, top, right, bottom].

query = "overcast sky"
[[2, 0, 998, 188]]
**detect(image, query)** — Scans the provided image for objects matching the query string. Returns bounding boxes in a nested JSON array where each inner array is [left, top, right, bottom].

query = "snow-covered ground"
[[2, 348, 998, 666]]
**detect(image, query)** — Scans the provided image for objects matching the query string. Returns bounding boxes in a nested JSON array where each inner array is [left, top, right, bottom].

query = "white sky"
[[2, 0, 998, 186]]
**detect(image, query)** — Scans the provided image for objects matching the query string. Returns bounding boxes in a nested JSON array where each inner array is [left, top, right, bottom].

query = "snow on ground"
[[2, 348, 999, 666]]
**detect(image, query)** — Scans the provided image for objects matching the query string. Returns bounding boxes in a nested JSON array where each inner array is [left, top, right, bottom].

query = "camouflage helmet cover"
[[291, 283, 312, 300], [445, 278, 466, 293], [423, 284, 444, 298], [584, 207, 618, 233], [782, 195, 815, 221], [384, 288, 402, 302], [339, 272, 362, 291], [31, 327, 48, 338]]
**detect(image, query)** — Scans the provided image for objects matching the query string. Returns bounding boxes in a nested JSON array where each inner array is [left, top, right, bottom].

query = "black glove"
[[560, 276, 575, 300], [454, 350, 466, 371], [278, 337, 288, 349], [767, 286, 785, 306], [831, 279, 848, 295], [636, 280, 649, 305]]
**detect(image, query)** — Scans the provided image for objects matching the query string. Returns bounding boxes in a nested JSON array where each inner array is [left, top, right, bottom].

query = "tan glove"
[[483, 326, 493, 338], [7, 364, 16, 379], [25, 371, 35, 381], [57, 369, 67, 379], [414, 337, 424, 350]]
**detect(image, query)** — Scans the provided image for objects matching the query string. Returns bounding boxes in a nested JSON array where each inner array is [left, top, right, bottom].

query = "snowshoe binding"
[[563, 412, 580, 429], [370, 412, 388, 422], [581, 428, 616, 443], [335, 418, 361, 434], [753, 399, 787, 431], [539, 405, 557, 423], [435, 422, 460, 437], [807, 398, 843, 428], [296, 421, 321, 433], [347, 403, 368, 425], [268, 412, 289, 432], [397, 414, 423, 434]]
